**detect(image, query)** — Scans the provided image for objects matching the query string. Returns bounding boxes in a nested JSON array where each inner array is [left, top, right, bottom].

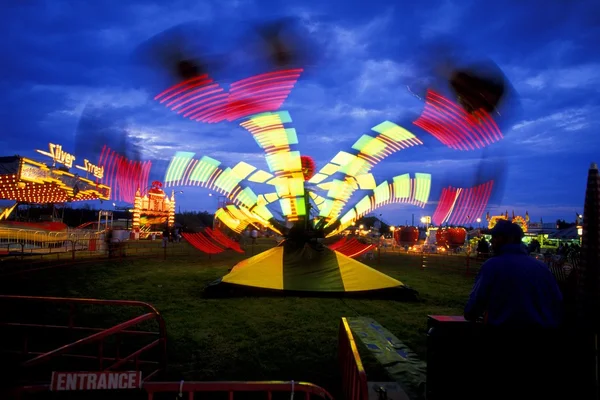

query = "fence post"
[[71, 240, 76, 261], [465, 246, 471, 276]]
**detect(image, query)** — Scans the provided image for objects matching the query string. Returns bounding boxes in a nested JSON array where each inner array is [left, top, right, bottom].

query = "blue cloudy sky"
[[1, 0, 599, 224]]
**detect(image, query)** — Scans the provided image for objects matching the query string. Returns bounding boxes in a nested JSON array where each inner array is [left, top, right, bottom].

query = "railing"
[[0, 295, 168, 397], [0, 239, 199, 278], [0, 228, 102, 250], [338, 318, 368, 400], [143, 381, 334, 400]]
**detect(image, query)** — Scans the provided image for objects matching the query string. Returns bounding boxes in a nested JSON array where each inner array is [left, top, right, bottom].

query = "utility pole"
[[412, 214, 414, 226]]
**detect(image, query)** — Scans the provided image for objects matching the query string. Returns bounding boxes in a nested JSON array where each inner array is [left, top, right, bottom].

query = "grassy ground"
[[0, 239, 481, 397]]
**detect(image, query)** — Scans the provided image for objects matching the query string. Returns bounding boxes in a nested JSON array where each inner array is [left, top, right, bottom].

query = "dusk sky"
[[1, 0, 599, 225]]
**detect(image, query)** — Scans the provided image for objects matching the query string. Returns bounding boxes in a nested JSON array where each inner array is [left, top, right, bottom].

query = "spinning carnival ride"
[[143, 21, 513, 299]]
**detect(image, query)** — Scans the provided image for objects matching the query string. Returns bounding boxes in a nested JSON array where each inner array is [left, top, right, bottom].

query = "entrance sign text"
[[50, 371, 142, 391]]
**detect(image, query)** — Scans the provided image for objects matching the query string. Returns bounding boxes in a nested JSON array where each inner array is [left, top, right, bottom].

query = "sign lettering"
[[50, 371, 142, 391], [36, 143, 76, 169], [21, 164, 51, 181], [76, 159, 104, 179], [36, 143, 104, 180]]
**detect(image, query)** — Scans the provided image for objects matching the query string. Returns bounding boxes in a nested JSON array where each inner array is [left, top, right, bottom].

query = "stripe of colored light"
[[413, 89, 503, 151], [164, 152, 195, 185], [155, 70, 303, 124]]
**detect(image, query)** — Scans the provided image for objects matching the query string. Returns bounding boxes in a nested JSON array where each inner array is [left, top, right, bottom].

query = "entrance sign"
[[76, 159, 104, 179], [36, 143, 76, 169], [50, 371, 142, 391]]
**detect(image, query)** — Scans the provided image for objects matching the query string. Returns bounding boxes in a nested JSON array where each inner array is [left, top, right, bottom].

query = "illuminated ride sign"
[[0, 155, 111, 204], [77, 159, 104, 179], [36, 143, 76, 168], [35, 143, 104, 179]]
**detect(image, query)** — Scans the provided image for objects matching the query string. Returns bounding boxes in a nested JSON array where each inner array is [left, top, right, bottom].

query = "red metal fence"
[[0, 295, 168, 397], [143, 381, 334, 400], [1, 298, 365, 399], [338, 318, 369, 400]]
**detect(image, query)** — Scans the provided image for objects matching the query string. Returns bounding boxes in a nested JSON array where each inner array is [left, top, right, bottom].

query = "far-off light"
[[420, 217, 426, 223], [476, 218, 481, 223]]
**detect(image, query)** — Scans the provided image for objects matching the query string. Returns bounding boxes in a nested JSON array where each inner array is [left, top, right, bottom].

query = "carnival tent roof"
[[204, 242, 417, 300], [548, 226, 580, 240]]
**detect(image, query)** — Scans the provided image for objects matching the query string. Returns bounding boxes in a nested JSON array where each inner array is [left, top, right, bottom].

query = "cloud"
[[355, 59, 415, 94], [33, 85, 151, 118], [299, 11, 394, 59], [418, 0, 472, 39], [514, 63, 600, 92], [512, 108, 590, 132]]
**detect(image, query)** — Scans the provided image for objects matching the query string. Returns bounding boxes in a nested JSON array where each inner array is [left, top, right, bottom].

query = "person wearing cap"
[[464, 219, 563, 326], [463, 219, 564, 400]]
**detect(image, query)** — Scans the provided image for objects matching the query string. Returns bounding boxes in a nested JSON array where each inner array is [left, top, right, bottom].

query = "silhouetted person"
[[476, 237, 489, 259], [105, 228, 115, 258], [528, 238, 541, 254], [464, 220, 564, 400], [162, 228, 169, 248]]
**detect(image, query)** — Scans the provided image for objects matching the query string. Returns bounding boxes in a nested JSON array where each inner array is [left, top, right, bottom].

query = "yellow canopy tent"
[[204, 244, 418, 300]]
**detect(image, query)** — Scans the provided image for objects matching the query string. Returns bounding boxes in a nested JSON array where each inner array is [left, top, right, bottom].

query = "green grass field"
[[0, 239, 481, 397]]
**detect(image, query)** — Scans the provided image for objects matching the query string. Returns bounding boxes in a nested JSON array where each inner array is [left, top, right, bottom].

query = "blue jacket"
[[464, 243, 563, 328]]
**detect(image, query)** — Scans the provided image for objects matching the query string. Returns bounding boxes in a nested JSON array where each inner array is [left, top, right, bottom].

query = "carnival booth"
[[132, 181, 175, 239], [0, 144, 112, 251]]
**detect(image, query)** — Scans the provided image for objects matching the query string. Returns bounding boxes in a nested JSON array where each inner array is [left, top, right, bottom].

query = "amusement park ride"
[[129, 19, 517, 298]]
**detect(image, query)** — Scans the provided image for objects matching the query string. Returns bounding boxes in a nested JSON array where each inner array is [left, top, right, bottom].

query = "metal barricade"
[[338, 318, 368, 400], [0, 295, 168, 397], [143, 381, 334, 400]]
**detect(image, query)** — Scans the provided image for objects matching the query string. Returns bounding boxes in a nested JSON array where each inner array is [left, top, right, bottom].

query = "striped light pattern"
[[308, 122, 423, 226], [154, 69, 303, 124], [432, 180, 494, 226], [162, 153, 281, 223], [214, 204, 282, 235], [240, 111, 305, 221], [326, 173, 431, 237], [164, 152, 278, 189], [413, 89, 503, 151], [310, 122, 422, 185], [98, 146, 152, 203]]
